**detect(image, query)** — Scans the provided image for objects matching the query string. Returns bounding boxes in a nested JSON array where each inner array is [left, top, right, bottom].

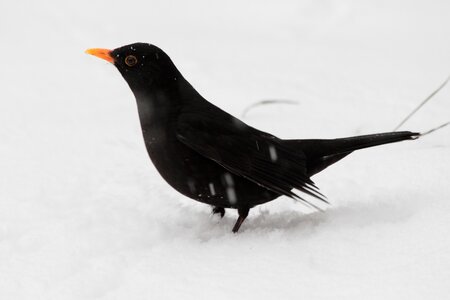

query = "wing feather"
[[176, 113, 327, 206]]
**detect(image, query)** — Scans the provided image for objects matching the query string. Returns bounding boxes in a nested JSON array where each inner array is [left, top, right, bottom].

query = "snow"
[[1, 0, 450, 299]]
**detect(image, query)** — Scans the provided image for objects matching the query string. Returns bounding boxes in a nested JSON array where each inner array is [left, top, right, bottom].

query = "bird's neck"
[[132, 76, 201, 131]]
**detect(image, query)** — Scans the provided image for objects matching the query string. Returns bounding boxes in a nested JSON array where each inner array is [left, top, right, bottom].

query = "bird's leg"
[[211, 206, 225, 218], [232, 207, 250, 233]]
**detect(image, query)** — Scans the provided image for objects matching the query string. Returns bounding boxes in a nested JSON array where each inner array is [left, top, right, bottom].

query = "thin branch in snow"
[[241, 99, 299, 118], [393, 75, 450, 131], [419, 121, 450, 138]]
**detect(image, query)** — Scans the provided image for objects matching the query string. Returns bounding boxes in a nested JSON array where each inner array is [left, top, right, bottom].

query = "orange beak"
[[85, 48, 114, 63]]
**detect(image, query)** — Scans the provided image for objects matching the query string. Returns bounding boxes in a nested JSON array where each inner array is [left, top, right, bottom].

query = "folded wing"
[[176, 113, 327, 208]]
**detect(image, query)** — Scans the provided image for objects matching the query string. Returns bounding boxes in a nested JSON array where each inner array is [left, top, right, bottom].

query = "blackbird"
[[86, 43, 420, 233]]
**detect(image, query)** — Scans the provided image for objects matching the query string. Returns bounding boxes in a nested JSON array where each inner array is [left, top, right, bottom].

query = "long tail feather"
[[285, 131, 419, 176]]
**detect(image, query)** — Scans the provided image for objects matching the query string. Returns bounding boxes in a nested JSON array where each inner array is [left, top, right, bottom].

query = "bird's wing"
[[176, 113, 327, 206]]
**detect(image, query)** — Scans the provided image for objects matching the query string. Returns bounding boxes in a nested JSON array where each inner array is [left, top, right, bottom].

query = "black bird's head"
[[86, 43, 181, 94]]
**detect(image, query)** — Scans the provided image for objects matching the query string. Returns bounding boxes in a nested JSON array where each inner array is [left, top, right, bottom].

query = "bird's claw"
[[211, 206, 225, 218]]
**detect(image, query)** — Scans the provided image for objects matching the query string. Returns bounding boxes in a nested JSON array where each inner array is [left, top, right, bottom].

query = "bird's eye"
[[125, 55, 138, 67]]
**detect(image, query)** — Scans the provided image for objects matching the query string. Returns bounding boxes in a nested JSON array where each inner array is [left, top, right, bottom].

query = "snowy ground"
[[1, 0, 449, 299]]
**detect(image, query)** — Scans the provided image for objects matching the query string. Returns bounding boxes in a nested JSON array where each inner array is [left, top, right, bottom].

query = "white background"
[[0, 0, 449, 299]]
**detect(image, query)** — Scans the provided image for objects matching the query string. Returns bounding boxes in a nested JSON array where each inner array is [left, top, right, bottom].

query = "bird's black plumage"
[[86, 43, 420, 232]]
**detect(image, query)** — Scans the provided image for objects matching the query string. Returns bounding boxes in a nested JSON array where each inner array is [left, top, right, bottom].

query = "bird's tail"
[[285, 131, 420, 176]]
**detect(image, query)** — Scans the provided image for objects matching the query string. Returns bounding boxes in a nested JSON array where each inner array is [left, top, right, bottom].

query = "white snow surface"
[[1, 0, 450, 299]]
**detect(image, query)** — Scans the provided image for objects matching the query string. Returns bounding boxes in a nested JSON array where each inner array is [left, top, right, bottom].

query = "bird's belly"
[[144, 133, 278, 208]]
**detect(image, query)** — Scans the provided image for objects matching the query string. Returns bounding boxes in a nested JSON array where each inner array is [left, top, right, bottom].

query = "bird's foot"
[[232, 207, 250, 233], [211, 206, 225, 218]]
